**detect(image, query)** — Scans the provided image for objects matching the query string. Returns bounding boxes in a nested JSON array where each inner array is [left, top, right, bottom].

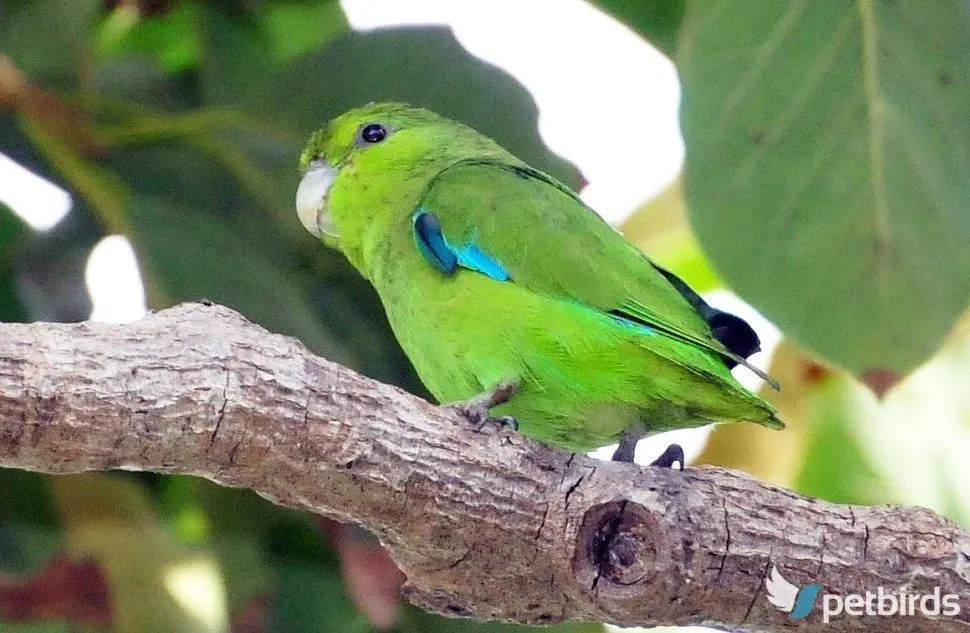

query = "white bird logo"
[[765, 565, 798, 612]]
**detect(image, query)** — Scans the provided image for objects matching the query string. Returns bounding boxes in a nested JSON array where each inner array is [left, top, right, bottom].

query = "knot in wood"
[[573, 501, 661, 593]]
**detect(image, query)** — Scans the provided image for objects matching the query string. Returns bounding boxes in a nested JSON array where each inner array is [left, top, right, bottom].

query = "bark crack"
[[715, 496, 730, 583], [209, 368, 231, 450], [446, 548, 473, 570], [563, 473, 585, 509], [741, 559, 771, 625]]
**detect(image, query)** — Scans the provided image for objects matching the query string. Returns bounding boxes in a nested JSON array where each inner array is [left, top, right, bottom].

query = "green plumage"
[[298, 103, 782, 453]]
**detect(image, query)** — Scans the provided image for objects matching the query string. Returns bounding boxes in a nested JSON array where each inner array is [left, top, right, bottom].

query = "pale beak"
[[296, 159, 339, 238]]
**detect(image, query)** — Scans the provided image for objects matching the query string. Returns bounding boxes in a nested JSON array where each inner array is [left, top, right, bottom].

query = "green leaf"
[[793, 376, 891, 506], [263, 1, 350, 63], [198, 0, 350, 108], [261, 26, 582, 189], [0, 470, 59, 532], [587, 0, 684, 58], [273, 561, 372, 633], [679, 1, 970, 377], [264, 516, 367, 632], [0, 0, 101, 85], [96, 2, 204, 73], [847, 316, 970, 526]]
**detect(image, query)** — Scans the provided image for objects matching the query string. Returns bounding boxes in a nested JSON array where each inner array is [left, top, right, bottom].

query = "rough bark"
[[0, 303, 967, 632]]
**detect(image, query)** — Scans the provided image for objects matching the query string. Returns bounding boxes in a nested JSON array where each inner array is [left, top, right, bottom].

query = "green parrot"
[[296, 103, 782, 465]]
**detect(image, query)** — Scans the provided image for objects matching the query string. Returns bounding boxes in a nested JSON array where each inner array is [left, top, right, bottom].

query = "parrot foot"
[[479, 415, 519, 432], [611, 437, 638, 463], [649, 444, 685, 470], [447, 379, 521, 432], [611, 439, 685, 470]]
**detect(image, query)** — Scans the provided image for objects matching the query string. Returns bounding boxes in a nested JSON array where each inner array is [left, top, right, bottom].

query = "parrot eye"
[[358, 123, 389, 145]]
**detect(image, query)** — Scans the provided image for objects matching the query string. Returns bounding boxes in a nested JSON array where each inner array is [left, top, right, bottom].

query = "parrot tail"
[[757, 410, 786, 430]]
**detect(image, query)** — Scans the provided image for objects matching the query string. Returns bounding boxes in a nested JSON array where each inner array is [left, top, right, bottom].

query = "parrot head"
[[296, 103, 512, 256]]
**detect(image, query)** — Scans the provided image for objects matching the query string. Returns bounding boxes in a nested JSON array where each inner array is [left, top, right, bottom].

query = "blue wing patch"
[[412, 209, 510, 282], [412, 210, 457, 274], [455, 243, 510, 281]]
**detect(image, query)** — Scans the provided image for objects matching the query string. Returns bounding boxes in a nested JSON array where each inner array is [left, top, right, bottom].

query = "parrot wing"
[[413, 159, 777, 387]]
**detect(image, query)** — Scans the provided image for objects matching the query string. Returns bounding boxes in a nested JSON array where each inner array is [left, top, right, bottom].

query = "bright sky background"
[[0, 0, 778, 484], [0, 153, 71, 230], [341, 0, 686, 222]]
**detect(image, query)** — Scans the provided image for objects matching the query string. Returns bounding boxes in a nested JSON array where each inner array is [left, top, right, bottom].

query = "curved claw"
[[486, 415, 518, 432], [447, 379, 521, 433]]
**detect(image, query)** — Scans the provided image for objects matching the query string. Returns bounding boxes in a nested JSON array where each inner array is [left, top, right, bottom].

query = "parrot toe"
[[483, 415, 519, 432], [446, 378, 521, 433], [448, 404, 519, 433], [611, 439, 685, 470], [611, 438, 638, 462], [649, 444, 685, 470]]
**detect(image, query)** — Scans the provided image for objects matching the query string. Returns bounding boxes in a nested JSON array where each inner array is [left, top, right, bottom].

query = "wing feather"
[[416, 159, 777, 387]]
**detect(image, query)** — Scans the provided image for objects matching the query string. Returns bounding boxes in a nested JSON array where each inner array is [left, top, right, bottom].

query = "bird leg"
[[611, 429, 685, 470], [611, 434, 639, 463], [649, 443, 685, 470], [447, 378, 521, 432]]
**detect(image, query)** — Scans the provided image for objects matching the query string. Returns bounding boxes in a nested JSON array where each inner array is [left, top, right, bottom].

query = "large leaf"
[[0, 0, 101, 86], [846, 313, 970, 526], [679, 1, 970, 378], [587, 0, 684, 58], [199, 0, 350, 107], [263, 26, 582, 189]]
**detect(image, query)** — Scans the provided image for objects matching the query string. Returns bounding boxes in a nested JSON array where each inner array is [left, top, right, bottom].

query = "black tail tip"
[[710, 311, 761, 366]]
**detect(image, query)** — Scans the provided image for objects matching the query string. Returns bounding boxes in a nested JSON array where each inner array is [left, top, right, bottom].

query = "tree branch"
[[0, 303, 967, 632]]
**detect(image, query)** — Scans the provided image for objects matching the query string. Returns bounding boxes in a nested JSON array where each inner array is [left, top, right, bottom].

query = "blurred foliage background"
[[0, 0, 968, 632]]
